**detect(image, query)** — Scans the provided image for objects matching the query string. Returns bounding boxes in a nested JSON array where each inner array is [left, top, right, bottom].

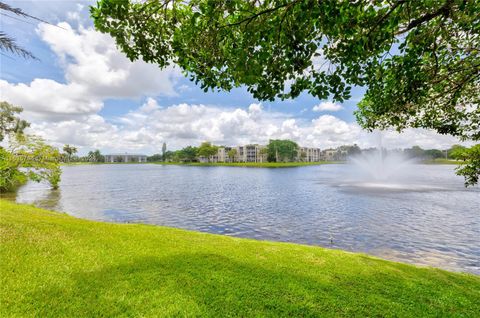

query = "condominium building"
[[297, 147, 322, 162], [322, 149, 347, 161], [236, 144, 267, 163], [197, 144, 351, 163], [199, 144, 267, 163], [198, 146, 232, 163]]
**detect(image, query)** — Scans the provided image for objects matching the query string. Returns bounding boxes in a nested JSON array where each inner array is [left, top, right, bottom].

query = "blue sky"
[[0, 0, 462, 154]]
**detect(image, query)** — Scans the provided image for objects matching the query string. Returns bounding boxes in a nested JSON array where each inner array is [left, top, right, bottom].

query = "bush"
[[0, 148, 27, 192]]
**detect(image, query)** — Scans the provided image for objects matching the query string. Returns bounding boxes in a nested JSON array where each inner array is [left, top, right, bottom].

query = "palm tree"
[[0, 2, 50, 59], [63, 144, 77, 163]]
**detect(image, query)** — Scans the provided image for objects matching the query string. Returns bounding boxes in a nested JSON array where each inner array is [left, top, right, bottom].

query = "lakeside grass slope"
[[422, 158, 462, 165], [1, 200, 479, 317]]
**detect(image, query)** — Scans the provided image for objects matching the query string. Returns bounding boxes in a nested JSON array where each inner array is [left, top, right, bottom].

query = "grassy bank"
[[1, 201, 479, 317], [423, 158, 462, 165]]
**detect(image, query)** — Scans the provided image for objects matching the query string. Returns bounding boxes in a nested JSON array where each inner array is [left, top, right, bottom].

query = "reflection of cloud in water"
[[372, 248, 479, 274]]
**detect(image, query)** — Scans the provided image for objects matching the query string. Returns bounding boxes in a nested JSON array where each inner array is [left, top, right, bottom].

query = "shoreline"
[[61, 161, 341, 168], [61, 160, 462, 168]]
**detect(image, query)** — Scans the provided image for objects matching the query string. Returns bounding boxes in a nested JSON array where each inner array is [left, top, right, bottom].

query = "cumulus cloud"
[[0, 21, 180, 122], [23, 98, 465, 154], [312, 101, 343, 112]]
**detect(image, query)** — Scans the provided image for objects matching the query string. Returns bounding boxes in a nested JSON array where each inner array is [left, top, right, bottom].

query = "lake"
[[6, 164, 480, 274]]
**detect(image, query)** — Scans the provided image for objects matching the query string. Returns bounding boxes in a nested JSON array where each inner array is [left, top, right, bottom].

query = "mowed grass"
[[1, 200, 479, 317], [423, 158, 462, 165]]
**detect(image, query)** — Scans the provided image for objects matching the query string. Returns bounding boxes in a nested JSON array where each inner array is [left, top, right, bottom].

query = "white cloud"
[[24, 99, 466, 155], [0, 21, 180, 122], [312, 101, 343, 112]]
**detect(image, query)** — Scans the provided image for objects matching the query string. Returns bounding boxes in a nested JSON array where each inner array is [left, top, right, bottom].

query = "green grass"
[[1, 200, 479, 317], [422, 158, 462, 165]]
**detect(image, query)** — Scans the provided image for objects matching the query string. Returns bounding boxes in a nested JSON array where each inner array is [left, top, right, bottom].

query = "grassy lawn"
[[1, 200, 479, 317], [422, 159, 462, 165]]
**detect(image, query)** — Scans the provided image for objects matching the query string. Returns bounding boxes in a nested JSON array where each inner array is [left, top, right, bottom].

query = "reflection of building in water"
[[104, 153, 147, 163]]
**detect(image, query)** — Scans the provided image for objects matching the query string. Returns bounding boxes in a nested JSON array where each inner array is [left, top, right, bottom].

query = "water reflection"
[[11, 164, 480, 274], [2, 185, 61, 209]]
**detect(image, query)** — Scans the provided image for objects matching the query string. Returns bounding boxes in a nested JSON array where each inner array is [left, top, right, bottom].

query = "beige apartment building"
[[322, 148, 348, 161], [198, 145, 351, 163], [297, 147, 322, 162], [236, 144, 267, 163], [200, 144, 345, 163], [199, 144, 267, 163]]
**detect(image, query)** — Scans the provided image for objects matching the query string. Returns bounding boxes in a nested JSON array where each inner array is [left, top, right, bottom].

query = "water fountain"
[[346, 149, 419, 190], [339, 133, 443, 191]]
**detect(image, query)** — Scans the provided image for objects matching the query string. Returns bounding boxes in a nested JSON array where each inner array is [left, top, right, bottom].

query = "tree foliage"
[[0, 2, 49, 59], [87, 149, 105, 163], [1, 135, 62, 192], [162, 142, 167, 161], [0, 102, 61, 192], [267, 139, 298, 162], [177, 146, 198, 162], [197, 142, 219, 161], [92, 0, 479, 140], [452, 144, 480, 186], [227, 148, 238, 162], [448, 144, 467, 159], [0, 101, 30, 142], [62, 144, 78, 162]]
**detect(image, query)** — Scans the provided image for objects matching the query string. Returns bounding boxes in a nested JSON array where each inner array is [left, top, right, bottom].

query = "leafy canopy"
[[452, 144, 480, 187], [197, 142, 219, 159], [0, 101, 30, 142], [267, 139, 298, 162], [92, 0, 479, 141]]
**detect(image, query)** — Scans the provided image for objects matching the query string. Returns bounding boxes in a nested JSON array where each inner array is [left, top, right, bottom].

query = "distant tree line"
[[146, 141, 477, 163], [147, 142, 215, 163], [402, 145, 474, 160], [59, 146, 105, 163]]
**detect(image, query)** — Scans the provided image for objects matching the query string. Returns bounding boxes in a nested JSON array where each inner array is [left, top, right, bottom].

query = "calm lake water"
[[6, 164, 480, 274]]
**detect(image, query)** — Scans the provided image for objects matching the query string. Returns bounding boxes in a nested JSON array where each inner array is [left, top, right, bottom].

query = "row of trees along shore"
[[147, 141, 476, 161]]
